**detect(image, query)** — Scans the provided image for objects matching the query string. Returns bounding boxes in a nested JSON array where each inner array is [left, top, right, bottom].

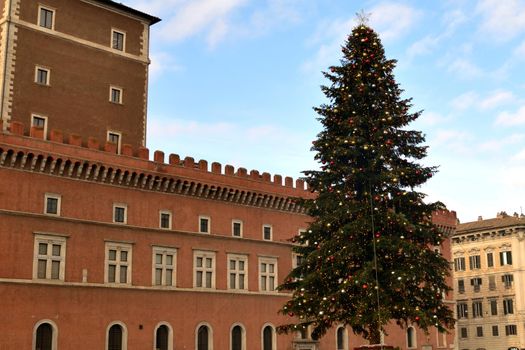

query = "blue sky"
[[124, 0, 525, 223]]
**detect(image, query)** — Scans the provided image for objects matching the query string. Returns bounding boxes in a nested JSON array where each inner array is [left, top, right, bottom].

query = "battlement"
[[0, 120, 311, 197]]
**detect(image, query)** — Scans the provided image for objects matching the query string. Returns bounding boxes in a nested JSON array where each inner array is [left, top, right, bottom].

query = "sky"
[[123, 0, 525, 224]]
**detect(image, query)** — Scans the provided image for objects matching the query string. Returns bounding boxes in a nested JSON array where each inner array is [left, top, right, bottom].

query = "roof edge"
[[91, 0, 161, 25]]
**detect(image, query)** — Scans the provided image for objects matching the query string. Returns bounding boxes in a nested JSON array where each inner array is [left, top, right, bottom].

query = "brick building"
[[0, 1, 457, 349], [452, 213, 525, 350]]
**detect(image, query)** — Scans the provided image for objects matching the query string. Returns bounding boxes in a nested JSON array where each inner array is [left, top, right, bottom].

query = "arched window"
[[407, 327, 416, 348], [336, 326, 347, 350], [231, 325, 243, 350], [198, 325, 209, 350], [107, 322, 127, 350], [35, 323, 53, 350], [263, 325, 275, 350], [156, 325, 169, 350]]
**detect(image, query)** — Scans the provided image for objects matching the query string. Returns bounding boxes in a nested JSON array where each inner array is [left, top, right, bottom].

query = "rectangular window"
[[460, 327, 468, 339], [109, 86, 123, 104], [228, 254, 247, 290], [31, 114, 48, 139], [490, 299, 498, 315], [472, 300, 483, 318], [44, 193, 61, 216], [263, 225, 272, 241], [152, 247, 176, 286], [505, 325, 517, 336], [35, 66, 50, 85], [159, 211, 172, 229], [259, 257, 277, 292], [111, 29, 125, 51], [38, 6, 54, 29], [458, 279, 465, 293], [199, 216, 210, 233], [489, 275, 496, 290], [503, 298, 514, 315], [492, 325, 499, 336], [476, 326, 483, 337], [194, 251, 215, 288], [502, 274, 514, 288], [487, 252, 494, 267], [500, 251, 512, 266], [33, 234, 66, 280], [105, 242, 131, 284], [113, 203, 127, 224], [457, 302, 468, 319], [454, 257, 466, 271], [107, 131, 121, 154], [471, 277, 482, 292], [469, 255, 481, 269], [232, 220, 243, 237]]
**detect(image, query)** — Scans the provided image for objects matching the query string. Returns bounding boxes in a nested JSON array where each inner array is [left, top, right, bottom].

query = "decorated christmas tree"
[[278, 19, 455, 345]]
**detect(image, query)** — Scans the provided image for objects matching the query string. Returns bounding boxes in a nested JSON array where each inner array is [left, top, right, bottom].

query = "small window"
[[492, 325, 499, 336], [457, 302, 468, 318], [107, 131, 121, 154], [109, 86, 123, 104], [199, 216, 210, 234], [44, 193, 61, 216], [197, 324, 211, 350], [488, 275, 496, 290], [502, 274, 514, 288], [153, 247, 176, 287], [262, 225, 272, 241], [155, 324, 172, 350], [336, 326, 347, 350], [194, 251, 215, 288], [231, 325, 244, 350], [259, 257, 277, 292], [38, 6, 54, 30], [487, 252, 494, 267], [31, 114, 48, 139], [500, 251, 512, 266], [232, 220, 242, 237], [228, 254, 247, 290], [113, 204, 127, 224], [35, 66, 50, 85], [34, 234, 66, 281], [505, 324, 517, 336], [457, 279, 465, 293], [476, 326, 483, 337], [460, 327, 468, 338], [159, 211, 172, 229], [262, 325, 275, 350], [469, 255, 481, 269], [503, 298, 514, 315], [34, 321, 57, 350], [111, 29, 125, 51], [472, 300, 483, 318], [471, 277, 482, 292], [105, 243, 132, 285], [490, 299, 498, 315], [407, 326, 416, 348], [107, 322, 127, 350], [454, 257, 466, 271]]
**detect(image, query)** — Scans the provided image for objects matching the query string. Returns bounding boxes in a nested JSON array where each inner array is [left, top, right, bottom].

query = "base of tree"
[[354, 345, 395, 350]]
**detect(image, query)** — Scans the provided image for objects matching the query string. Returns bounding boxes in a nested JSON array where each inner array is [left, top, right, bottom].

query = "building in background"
[[452, 212, 525, 350], [0, 1, 457, 349]]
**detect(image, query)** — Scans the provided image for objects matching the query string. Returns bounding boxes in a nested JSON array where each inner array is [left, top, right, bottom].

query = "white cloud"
[[476, 0, 525, 42], [479, 90, 515, 110], [479, 134, 525, 152], [451, 90, 515, 112], [495, 105, 525, 126], [514, 40, 525, 57], [512, 148, 525, 161], [433, 129, 471, 145], [447, 58, 483, 79], [418, 111, 449, 126], [451, 91, 478, 111], [149, 52, 183, 80]]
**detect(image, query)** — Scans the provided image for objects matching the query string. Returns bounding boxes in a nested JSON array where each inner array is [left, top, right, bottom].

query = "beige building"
[[452, 213, 525, 350]]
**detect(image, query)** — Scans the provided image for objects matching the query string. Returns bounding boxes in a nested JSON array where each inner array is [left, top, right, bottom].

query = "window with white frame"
[[153, 247, 176, 287], [34, 320, 58, 350], [109, 86, 123, 104], [105, 242, 132, 285], [232, 220, 243, 237], [107, 322, 128, 350], [262, 225, 272, 241], [107, 131, 121, 154], [33, 234, 66, 280], [259, 257, 277, 292], [159, 211, 172, 230], [407, 326, 416, 348], [44, 193, 61, 216], [199, 216, 210, 234], [228, 254, 247, 290], [111, 29, 125, 51], [454, 257, 466, 271], [35, 66, 50, 85], [500, 251, 512, 266], [38, 5, 54, 29], [262, 325, 275, 350], [194, 250, 215, 288], [31, 114, 48, 139], [113, 203, 127, 224]]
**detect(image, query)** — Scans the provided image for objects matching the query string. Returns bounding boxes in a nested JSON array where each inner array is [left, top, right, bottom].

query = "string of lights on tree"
[[278, 20, 455, 344]]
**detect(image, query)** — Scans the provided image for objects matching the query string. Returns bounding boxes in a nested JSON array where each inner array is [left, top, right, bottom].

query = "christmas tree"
[[278, 20, 455, 345]]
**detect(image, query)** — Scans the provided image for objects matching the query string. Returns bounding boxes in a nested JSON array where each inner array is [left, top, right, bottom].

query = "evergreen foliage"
[[278, 23, 455, 344]]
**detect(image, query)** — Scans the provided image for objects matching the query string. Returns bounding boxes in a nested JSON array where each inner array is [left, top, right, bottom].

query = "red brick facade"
[[0, 1, 457, 349]]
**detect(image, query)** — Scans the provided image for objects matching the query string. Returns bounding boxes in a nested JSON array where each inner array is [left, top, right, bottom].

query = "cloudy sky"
[[124, 0, 525, 223]]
